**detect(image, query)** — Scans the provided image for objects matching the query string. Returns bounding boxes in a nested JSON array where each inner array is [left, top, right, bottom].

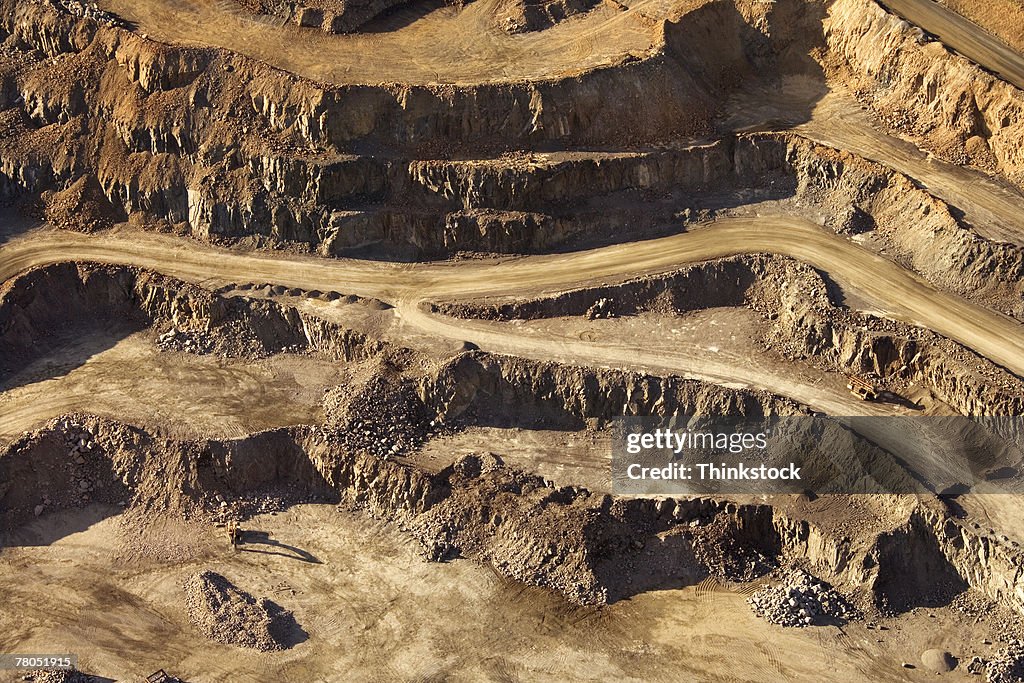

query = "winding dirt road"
[[798, 92, 1024, 246], [3, 215, 1023, 383], [881, 0, 1024, 90], [98, 0, 663, 85]]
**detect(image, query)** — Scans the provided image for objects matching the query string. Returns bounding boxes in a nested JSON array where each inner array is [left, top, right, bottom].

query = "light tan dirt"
[[98, 0, 670, 85], [0, 503, 1004, 682], [0, 331, 348, 443], [3, 0, 1024, 679], [4, 216, 1024, 386]]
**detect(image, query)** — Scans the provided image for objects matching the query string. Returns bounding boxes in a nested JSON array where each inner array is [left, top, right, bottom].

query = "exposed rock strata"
[[2, 413, 1017, 617], [438, 253, 1024, 419], [824, 0, 1024, 186]]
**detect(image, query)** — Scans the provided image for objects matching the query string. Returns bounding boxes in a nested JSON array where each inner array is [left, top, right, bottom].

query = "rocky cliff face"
[[823, 0, 1024, 186], [778, 134, 1024, 319], [0, 0, 833, 258], [4, 413, 1014, 616], [0, 0, 715, 236], [439, 252, 1024, 420], [0, 262, 385, 372], [420, 349, 802, 429]]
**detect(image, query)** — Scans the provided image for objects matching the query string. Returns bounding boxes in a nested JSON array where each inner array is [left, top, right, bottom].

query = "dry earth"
[[2, 0, 1024, 681]]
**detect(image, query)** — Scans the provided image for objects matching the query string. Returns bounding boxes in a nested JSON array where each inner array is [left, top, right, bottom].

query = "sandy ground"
[[0, 330, 348, 443], [410, 425, 613, 490], [0, 503, 1003, 683], [98, 0, 672, 85], [4, 216, 1023, 388]]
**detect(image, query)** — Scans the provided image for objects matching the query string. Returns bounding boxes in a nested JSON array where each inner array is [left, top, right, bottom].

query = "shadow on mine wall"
[[0, 421, 339, 548], [0, 408, 988, 615], [663, 0, 829, 129], [0, 263, 149, 392]]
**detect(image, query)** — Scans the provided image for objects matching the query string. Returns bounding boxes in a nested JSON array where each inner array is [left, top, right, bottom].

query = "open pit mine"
[[2, 0, 1024, 680]]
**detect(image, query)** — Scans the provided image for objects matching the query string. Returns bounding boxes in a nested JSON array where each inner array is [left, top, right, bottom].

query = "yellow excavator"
[[846, 374, 879, 401], [227, 520, 242, 549]]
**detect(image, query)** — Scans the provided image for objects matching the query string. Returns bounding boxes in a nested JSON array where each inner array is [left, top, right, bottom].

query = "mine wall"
[[437, 253, 1024, 425], [0, 415, 779, 605], [4, 412, 1019, 616], [779, 134, 1024, 318], [0, 0, 713, 152], [418, 350, 803, 428], [824, 0, 1024, 187], [0, 0, 1021, 314], [0, 263, 1020, 613], [503, 0, 601, 34], [0, 262, 386, 372], [0, 0, 766, 253]]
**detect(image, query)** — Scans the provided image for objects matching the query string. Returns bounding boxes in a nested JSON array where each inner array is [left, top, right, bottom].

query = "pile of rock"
[[689, 514, 773, 582], [332, 374, 438, 459], [584, 297, 615, 320], [183, 571, 299, 651], [23, 670, 98, 682], [986, 640, 1024, 683], [157, 328, 214, 355], [42, 0, 125, 26], [210, 489, 327, 523], [30, 422, 119, 515], [748, 569, 859, 627], [42, 176, 126, 233]]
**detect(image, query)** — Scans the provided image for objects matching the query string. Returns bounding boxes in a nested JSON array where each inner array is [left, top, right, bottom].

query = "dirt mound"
[[987, 640, 1024, 683], [45, 0, 125, 26], [43, 176, 126, 233], [183, 570, 301, 651], [323, 360, 438, 458], [494, 0, 599, 32], [748, 568, 859, 627], [688, 511, 773, 582], [921, 648, 957, 673], [24, 671, 101, 683]]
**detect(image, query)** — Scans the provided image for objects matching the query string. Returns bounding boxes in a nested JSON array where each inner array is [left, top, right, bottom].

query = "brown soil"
[[3, 0, 1024, 680], [182, 570, 301, 651], [935, 0, 1024, 54]]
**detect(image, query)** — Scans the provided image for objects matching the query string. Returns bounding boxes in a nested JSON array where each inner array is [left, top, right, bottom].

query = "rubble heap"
[[24, 671, 98, 683], [328, 373, 438, 459], [748, 568, 860, 627], [987, 640, 1024, 683], [27, 420, 127, 517], [183, 571, 299, 651], [39, 0, 125, 25], [42, 176, 126, 233], [690, 514, 773, 582]]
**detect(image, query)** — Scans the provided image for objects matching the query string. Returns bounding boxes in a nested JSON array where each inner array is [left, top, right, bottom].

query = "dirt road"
[[4, 215, 1023, 381], [798, 92, 1024, 246], [882, 0, 1024, 90], [98, 0, 664, 85]]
